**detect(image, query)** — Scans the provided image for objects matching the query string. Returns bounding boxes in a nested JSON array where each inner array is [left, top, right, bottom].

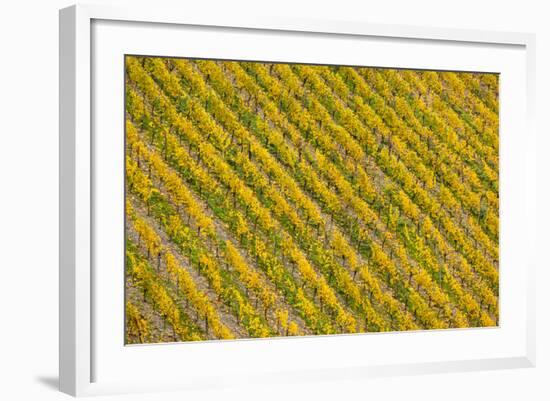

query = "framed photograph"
[[59, 4, 536, 396]]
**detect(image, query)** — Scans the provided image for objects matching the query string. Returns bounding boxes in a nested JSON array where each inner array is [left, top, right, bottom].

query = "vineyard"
[[124, 55, 499, 344]]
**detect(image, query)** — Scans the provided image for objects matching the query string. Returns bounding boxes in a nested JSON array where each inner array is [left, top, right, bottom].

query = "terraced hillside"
[[124, 55, 499, 344]]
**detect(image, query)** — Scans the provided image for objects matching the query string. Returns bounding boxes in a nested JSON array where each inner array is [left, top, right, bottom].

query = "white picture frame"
[[59, 3, 536, 397]]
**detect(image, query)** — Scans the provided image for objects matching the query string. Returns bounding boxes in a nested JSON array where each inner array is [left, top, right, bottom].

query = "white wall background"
[[0, 0, 547, 399]]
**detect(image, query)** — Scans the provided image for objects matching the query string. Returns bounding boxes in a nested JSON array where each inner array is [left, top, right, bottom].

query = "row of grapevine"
[[237, 62, 496, 324], [126, 76, 343, 334], [127, 121, 306, 336], [124, 55, 499, 343]]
